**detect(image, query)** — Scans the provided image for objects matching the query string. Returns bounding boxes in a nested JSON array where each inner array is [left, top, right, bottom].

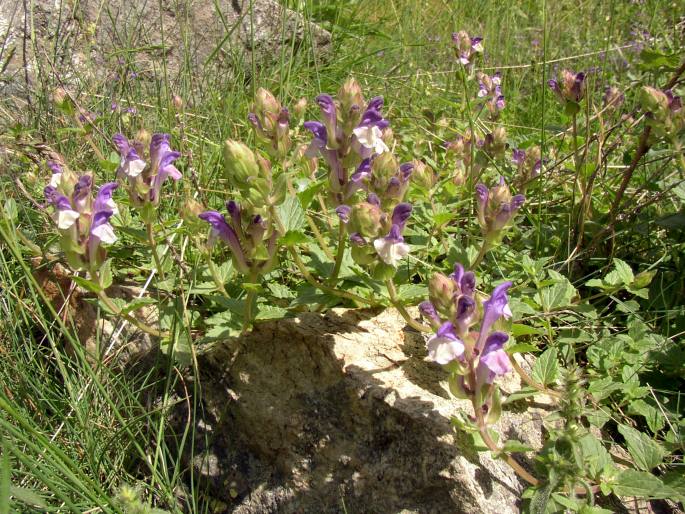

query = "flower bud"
[[223, 140, 260, 188], [429, 273, 456, 318], [371, 151, 398, 190], [255, 88, 281, 117], [411, 160, 435, 189], [293, 97, 307, 118], [135, 128, 151, 148], [338, 78, 365, 114], [171, 94, 183, 110], [348, 202, 383, 237], [640, 86, 669, 115]]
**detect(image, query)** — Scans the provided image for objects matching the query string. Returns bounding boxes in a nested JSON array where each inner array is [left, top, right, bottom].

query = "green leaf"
[[280, 229, 310, 246], [617, 424, 666, 471], [578, 507, 614, 514], [255, 305, 288, 321], [507, 342, 538, 354], [3, 198, 17, 221], [585, 278, 606, 289], [534, 278, 576, 312], [8, 487, 48, 509], [296, 178, 324, 210], [531, 348, 559, 386], [628, 400, 665, 434], [119, 297, 157, 316], [71, 275, 102, 294], [499, 440, 534, 454], [277, 196, 306, 232], [639, 48, 681, 71], [578, 434, 612, 479], [510, 323, 541, 337], [397, 284, 428, 302], [612, 259, 634, 285], [611, 469, 670, 498]]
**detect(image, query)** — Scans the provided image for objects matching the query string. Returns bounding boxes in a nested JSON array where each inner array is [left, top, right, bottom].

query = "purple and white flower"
[[477, 331, 512, 384], [427, 322, 465, 364]]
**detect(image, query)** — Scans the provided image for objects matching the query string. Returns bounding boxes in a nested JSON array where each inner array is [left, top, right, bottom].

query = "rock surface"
[[0, 0, 331, 95], [171, 308, 550, 513]]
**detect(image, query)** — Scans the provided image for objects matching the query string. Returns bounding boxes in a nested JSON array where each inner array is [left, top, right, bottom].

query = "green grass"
[[1, 0, 684, 511]]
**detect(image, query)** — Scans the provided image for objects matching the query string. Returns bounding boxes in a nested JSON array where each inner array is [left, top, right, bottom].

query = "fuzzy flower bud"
[[429, 273, 457, 319], [223, 140, 260, 188], [410, 160, 436, 189], [348, 201, 383, 237]]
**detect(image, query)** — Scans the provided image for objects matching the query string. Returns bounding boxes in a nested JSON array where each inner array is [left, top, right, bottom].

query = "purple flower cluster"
[[199, 201, 279, 275], [476, 71, 505, 119], [476, 177, 525, 240], [511, 146, 542, 191], [421, 264, 513, 390], [303, 78, 390, 203], [113, 132, 182, 208], [248, 88, 291, 159], [44, 163, 118, 270], [548, 69, 586, 105], [451, 31, 484, 67]]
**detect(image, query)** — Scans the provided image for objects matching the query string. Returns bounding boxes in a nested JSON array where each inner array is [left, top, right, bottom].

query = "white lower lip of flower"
[[373, 238, 410, 266], [427, 336, 464, 365], [91, 223, 117, 244], [503, 303, 512, 318], [125, 159, 146, 178], [353, 125, 389, 155], [57, 209, 80, 229], [106, 198, 119, 216], [50, 173, 63, 188]]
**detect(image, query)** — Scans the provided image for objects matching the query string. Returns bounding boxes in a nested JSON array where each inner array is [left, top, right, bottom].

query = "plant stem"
[[146, 222, 165, 280], [242, 271, 258, 335], [329, 221, 346, 285], [90, 268, 168, 338], [269, 205, 377, 306], [473, 403, 540, 486], [206, 252, 228, 296], [385, 279, 431, 333], [471, 239, 490, 269]]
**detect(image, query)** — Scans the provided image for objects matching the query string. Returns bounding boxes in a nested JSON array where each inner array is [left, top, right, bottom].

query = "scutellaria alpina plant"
[[44, 163, 118, 271]]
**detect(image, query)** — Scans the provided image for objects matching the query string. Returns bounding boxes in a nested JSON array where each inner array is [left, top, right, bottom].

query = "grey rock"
[[0, 0, 331, 95], [170, 308, 549, 513]]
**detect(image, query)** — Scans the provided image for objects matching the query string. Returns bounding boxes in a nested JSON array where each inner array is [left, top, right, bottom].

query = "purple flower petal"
[[336, 205, 352, 223], [390, 203, 412, 230]]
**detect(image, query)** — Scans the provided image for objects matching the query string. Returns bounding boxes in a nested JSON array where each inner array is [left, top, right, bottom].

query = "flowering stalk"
[[421, 266, 540, 486], [473, 177, 525, 267], [113, 132, 183, 280], [44, 163, 168, 338]]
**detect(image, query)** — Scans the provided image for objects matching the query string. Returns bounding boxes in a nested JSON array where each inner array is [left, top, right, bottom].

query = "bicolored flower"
[[548, 70, 586, 104], [475, 177, 525, 235], [113, 132, 182, 206], [44, 176, 119, 269], [476, 281, 513, 351], [373, 203, 412, 267], [418, 301, 441, 328], [427, 322, 465, 365], [199, 200, 279, 275], [113, 134, 146, 178], [476, 331, 511, 384], [452, 31, 483, 66], [199, 210, 249, 273], [48, 161, 63, 188]]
